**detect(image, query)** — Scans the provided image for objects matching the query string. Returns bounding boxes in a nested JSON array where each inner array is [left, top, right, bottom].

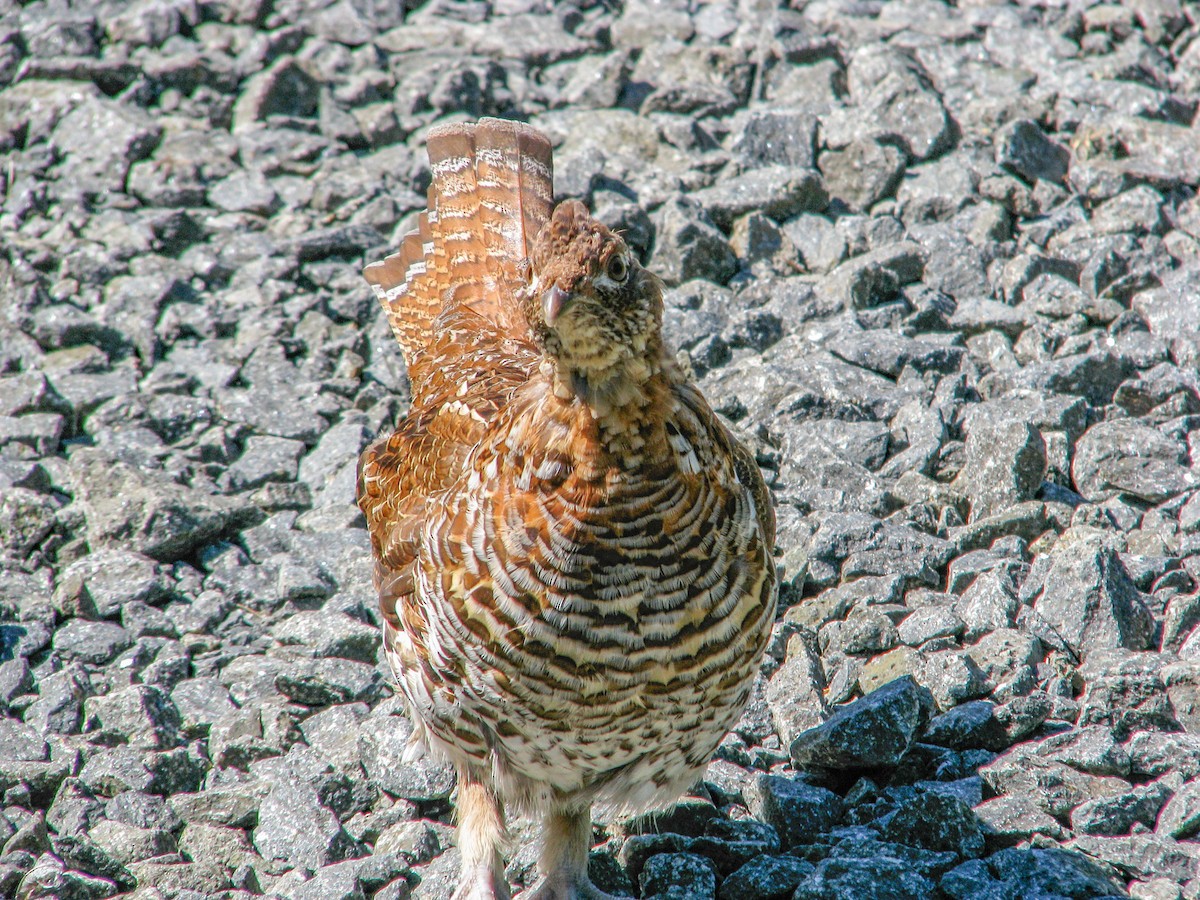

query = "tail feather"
[[363, 118, 554, 368]]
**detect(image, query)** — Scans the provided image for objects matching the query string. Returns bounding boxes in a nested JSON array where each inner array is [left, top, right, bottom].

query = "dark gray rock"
[[274, 655, 385, 706], [743, 775, 844, 850], [793, 855, 936, 900], [729, 109, 818, 171], [884, 791, 985, 857], [640, 852, 717, 900], [941, 848, 1124, 899], [790, 676, 933, 770], [717, 854, 813, 900], [995, 119, 1069, 185]]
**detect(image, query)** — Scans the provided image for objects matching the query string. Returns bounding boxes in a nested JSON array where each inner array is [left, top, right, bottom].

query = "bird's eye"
[[606, 254, 628, 283]]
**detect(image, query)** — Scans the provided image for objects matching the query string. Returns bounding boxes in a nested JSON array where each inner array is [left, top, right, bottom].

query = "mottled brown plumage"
[[358, 118, 776, 900]]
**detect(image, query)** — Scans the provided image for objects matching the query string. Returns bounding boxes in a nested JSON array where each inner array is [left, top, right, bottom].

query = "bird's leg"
[[524, 806, 616, 900], [452, 776, 511, 900]]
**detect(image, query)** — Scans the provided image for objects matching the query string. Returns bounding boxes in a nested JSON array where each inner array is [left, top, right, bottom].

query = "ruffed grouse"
[[357, 118, 777, 900]]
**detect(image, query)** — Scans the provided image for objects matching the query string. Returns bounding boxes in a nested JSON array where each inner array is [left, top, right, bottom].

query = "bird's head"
[[525, 199, 663, 385]]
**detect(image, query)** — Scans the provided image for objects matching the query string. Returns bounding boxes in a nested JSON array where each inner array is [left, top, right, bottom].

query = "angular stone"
[[793, 855, 935, 900], [956, 420, 1046, 522], [1025, 536, 1154, 657], [790, 676, 932, 770], [820, 138, 906, 213], [71, 448, 255, 562], [743, 775, 844, 850], [83, 684, 184, 751], [640, 852, 717, 900], [251, 776, 358, 871], [1072, 420, 1196, 504], [652, 197, 738, 286], [884, 791, 985, 857], [995, 119, 1068, 185], [695, 166, 828, 231]]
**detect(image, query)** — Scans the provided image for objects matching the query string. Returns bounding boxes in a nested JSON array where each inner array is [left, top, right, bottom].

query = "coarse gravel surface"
[[2, 0, 1200, 899]]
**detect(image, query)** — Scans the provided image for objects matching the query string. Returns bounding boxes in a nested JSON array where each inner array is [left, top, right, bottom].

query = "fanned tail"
[[363, 118, 554, 369]]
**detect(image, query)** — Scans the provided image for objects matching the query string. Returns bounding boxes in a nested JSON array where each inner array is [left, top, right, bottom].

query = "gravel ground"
[[1, 0, 1199, 898]]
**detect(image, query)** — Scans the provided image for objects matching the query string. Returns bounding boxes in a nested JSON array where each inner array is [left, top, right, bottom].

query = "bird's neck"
[[540, 340, 677, 467]]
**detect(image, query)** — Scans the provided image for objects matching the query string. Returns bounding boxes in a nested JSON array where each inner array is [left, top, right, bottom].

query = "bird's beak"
[[542, 285, 572, 327]]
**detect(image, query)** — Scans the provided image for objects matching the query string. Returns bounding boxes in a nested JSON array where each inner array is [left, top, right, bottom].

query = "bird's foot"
[[518, 875, 619, 900], [451, 864, 512, 900]]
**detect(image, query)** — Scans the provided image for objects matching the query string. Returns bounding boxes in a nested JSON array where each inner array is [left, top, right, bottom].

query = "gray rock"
[[652, 197, 738, 286], [77, 745, 204, 797], [816, 242, 925, 311], [56, 550, 172, 619], [790, 676, 933, 770], [793, 855, 936, 900], [941, 848, 1124, 899], [1070, 780, 1171, 836], [1157, 780, 1200, 839], [233, 58, 320, 130], [956, 421, 1047, 522], [820, 138, 906, 213], [83, 684, 183, 751], [1065, 833, 1200, 884], [843, 45, 952, 162], [1072, 420, 1196, 504], [0, 488, 57, 559], [71, 449, 255, 562], [51, 619, 133, 666], [717, 854, 813, 900], [1077, 649, 1180, 739], [884, 791, 985, 857], [274, 655, 385, 706], [251, 775, 358, 871], [272, 610, 380, 663], [1025, 536, 1155, 657], [915, 649, 989, 712], [743, 775, 844, 850], [640, 852, 717, 900], [221, 435, 306, 492], [729, 109, 818, 171], [693, 166, 828, 231], [995, 119, 1069, 185], [979, 742, 1129, 820], [358, 712, 455, 802], [764, 630, 828, 748], [298, 419, 372, 507], [954, 567, 1021, 641]]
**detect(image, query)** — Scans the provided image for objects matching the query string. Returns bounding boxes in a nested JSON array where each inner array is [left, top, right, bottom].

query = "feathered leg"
[[524, 806, 616, 900], [452, 775, 511, 900]]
